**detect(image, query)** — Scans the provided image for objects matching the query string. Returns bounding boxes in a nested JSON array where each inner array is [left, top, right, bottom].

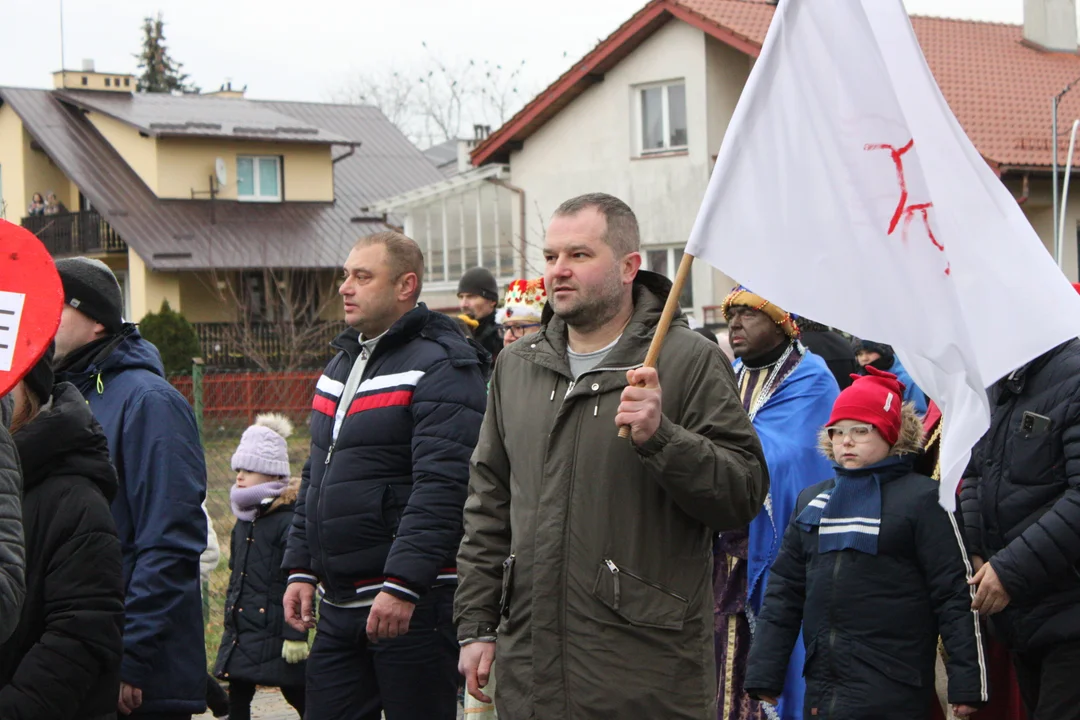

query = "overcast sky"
[[0, 0, 1036, 138]]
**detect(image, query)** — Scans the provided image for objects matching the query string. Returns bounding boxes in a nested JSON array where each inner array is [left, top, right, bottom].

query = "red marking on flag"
[[347, 390, 413, 416], [312, 394, 337, 417], [865, 139, 914, 234], [865, 139, 949, 276]]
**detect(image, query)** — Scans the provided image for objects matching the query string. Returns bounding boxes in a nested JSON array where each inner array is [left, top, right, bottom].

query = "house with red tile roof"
[[376, 0, 1080, 323]]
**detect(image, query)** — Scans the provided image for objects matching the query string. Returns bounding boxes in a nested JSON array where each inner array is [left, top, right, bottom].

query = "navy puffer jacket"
[[55, 326, 208, 715], [962, 338, 1080, 651], [283, 305, 488, 604]]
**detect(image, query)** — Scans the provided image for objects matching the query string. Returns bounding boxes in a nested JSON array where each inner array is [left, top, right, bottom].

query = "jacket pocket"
[[593, 559, 688, 631], [1009, 428, 1056, 485], [850, 640, 922, 687], [499, 554, 515, 619]]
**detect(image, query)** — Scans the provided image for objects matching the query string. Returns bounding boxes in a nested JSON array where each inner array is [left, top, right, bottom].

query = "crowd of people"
[[1, 191, 1078, 720]]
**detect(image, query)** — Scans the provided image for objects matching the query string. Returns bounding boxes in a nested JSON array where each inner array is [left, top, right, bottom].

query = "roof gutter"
[[1016, 172, 1031, 206], [332, 142, 361, 164]]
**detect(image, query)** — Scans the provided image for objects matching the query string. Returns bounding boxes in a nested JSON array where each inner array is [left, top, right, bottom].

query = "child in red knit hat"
[[745, 366, 988, 719]]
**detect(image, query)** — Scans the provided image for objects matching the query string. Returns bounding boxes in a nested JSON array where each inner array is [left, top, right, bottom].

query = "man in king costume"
[[716, 287, 840, 720]]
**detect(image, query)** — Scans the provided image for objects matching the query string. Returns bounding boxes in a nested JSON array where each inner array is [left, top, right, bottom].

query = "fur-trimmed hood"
[[266, 476, 301, 513], [818, 402, 925, 462]]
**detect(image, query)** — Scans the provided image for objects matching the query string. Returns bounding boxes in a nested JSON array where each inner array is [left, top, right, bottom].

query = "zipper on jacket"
[[604, 559, 621, 610], [604, 558, 689, 603], [324, 443, 335, 466]]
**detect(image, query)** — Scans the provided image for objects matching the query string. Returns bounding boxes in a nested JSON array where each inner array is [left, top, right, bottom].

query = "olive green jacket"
[[455, 272, 769, 719]]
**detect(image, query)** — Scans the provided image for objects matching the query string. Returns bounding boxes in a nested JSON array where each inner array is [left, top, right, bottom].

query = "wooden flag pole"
[[618, 251, 696, 438]]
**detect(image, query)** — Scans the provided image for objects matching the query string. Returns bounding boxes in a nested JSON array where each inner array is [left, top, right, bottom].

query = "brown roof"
[[0, 88, 444, 271], [472, 0, 1080, 170], [58, 90, 350, 144]]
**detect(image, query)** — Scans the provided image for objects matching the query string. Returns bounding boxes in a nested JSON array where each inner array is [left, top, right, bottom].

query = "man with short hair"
[[715, 288, 839, 720], [283, 231, 488, 720], [457, 267, 502, 362], [455, 193, 769, 718], [52, 257, 208, 719]]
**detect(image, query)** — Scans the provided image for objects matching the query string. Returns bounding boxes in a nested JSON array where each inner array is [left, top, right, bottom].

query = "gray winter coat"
[[0, 395, 25, 644]]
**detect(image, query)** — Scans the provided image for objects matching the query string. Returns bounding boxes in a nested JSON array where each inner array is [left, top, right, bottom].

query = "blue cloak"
[[888, 357, 928, 415], [739, 350, 839, 720]]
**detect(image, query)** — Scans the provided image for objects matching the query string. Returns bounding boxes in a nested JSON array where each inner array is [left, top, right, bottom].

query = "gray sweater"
[[0, 395, 25, 643]]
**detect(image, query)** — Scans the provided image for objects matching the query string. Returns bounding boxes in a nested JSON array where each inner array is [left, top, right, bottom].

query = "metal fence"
[[169, 367, 319, 668]]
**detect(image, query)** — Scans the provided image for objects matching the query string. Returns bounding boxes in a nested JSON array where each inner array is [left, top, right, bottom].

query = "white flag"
[[686, 0, 1080, 509]]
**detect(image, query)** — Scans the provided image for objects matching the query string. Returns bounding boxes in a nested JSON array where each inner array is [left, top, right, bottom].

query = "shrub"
[[139, 299, 202, 375]]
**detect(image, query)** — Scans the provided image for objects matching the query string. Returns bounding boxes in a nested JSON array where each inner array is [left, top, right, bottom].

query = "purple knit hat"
[[231, 413, 293, 477]]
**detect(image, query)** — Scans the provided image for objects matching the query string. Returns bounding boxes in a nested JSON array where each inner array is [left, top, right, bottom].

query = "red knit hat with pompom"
[[827, 365, 907, 445]]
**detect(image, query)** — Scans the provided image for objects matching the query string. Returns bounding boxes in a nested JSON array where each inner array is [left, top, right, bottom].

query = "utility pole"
[[1052, 75, 1080, 266]]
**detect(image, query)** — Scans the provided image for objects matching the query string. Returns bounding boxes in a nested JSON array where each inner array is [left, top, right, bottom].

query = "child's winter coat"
[[745, 420, 988, 719], [214, 478, 307, 687]]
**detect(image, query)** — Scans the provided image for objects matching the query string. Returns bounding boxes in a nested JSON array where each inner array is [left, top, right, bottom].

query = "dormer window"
[[237, 156, 282, 202]]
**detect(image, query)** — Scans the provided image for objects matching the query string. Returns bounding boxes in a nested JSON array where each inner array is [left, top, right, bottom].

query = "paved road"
[[194, 686, 468, 719]]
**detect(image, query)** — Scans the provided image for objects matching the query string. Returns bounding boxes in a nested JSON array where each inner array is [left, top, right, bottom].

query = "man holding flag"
[[715, 287, 838, 720], [455, 193, 769, 719]]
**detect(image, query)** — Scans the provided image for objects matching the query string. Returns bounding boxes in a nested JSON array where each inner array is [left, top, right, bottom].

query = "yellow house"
[[0, 68, 444, 366]]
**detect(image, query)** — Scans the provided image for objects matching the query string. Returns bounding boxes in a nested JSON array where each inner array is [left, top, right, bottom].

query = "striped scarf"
[[795, 456, 910, 555]]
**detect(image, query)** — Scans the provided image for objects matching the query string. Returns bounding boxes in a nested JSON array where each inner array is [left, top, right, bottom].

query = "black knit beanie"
[[457, 267, 499, 302], [54, 257, 124, 333], [23, 344, 55, 405]]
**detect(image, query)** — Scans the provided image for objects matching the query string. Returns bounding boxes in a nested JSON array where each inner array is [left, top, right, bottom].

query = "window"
[[637, 81, 688, 154], [644, 246, 693, 309], [237, 156, 282, 201]]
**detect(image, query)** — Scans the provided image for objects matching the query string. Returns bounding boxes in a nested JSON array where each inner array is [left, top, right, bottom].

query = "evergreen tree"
[[139, 300, 202, 375], [134, 13, 198, 94]]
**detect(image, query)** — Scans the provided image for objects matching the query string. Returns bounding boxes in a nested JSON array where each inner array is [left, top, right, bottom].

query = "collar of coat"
[[521, 270, 688, 384], [331, 302, 489, 372], [998, 338, 1077, 399]]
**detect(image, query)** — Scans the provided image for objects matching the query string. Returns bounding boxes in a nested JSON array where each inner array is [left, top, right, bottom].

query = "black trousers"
[[1013, 640, 1080, 720], [305, 587, 459, 720], [227, 679, 305, 720], [206, 672, 229, 716]]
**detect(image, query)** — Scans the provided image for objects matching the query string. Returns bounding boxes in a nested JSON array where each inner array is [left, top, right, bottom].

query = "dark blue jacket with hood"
[[56, 325, 208, 716]]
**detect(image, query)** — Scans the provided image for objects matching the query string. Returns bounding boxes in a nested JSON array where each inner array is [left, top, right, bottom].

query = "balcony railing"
[[22, 210, 127, 257]]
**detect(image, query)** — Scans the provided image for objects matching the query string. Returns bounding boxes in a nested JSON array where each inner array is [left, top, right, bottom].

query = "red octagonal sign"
[[0, 220, 63, 397]]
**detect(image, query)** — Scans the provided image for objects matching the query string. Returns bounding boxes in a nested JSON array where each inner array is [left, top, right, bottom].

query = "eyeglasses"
[[825, 424, 878, 442], [500, 323, 541, 338]]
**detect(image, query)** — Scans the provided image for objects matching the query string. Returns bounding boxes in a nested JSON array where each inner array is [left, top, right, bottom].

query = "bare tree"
[[331, 46, 531, 148], [203, 268, 341, 372]]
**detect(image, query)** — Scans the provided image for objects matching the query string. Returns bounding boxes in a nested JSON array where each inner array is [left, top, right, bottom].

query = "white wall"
[[509, 19, 714, 318], [1004, 173, 1080, 281]]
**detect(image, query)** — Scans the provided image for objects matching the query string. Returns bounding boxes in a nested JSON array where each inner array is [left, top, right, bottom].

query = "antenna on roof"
[[59, 0, 66, 74]]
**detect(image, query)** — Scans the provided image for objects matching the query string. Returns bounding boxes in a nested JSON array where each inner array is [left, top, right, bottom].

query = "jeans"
[[1013, 640, 1080, 720], [305, 587, 459, 720]]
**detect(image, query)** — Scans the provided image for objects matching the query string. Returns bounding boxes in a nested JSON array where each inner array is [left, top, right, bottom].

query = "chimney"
[[81, 58, 95, 72], [1024, 0, 1078, 52]]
